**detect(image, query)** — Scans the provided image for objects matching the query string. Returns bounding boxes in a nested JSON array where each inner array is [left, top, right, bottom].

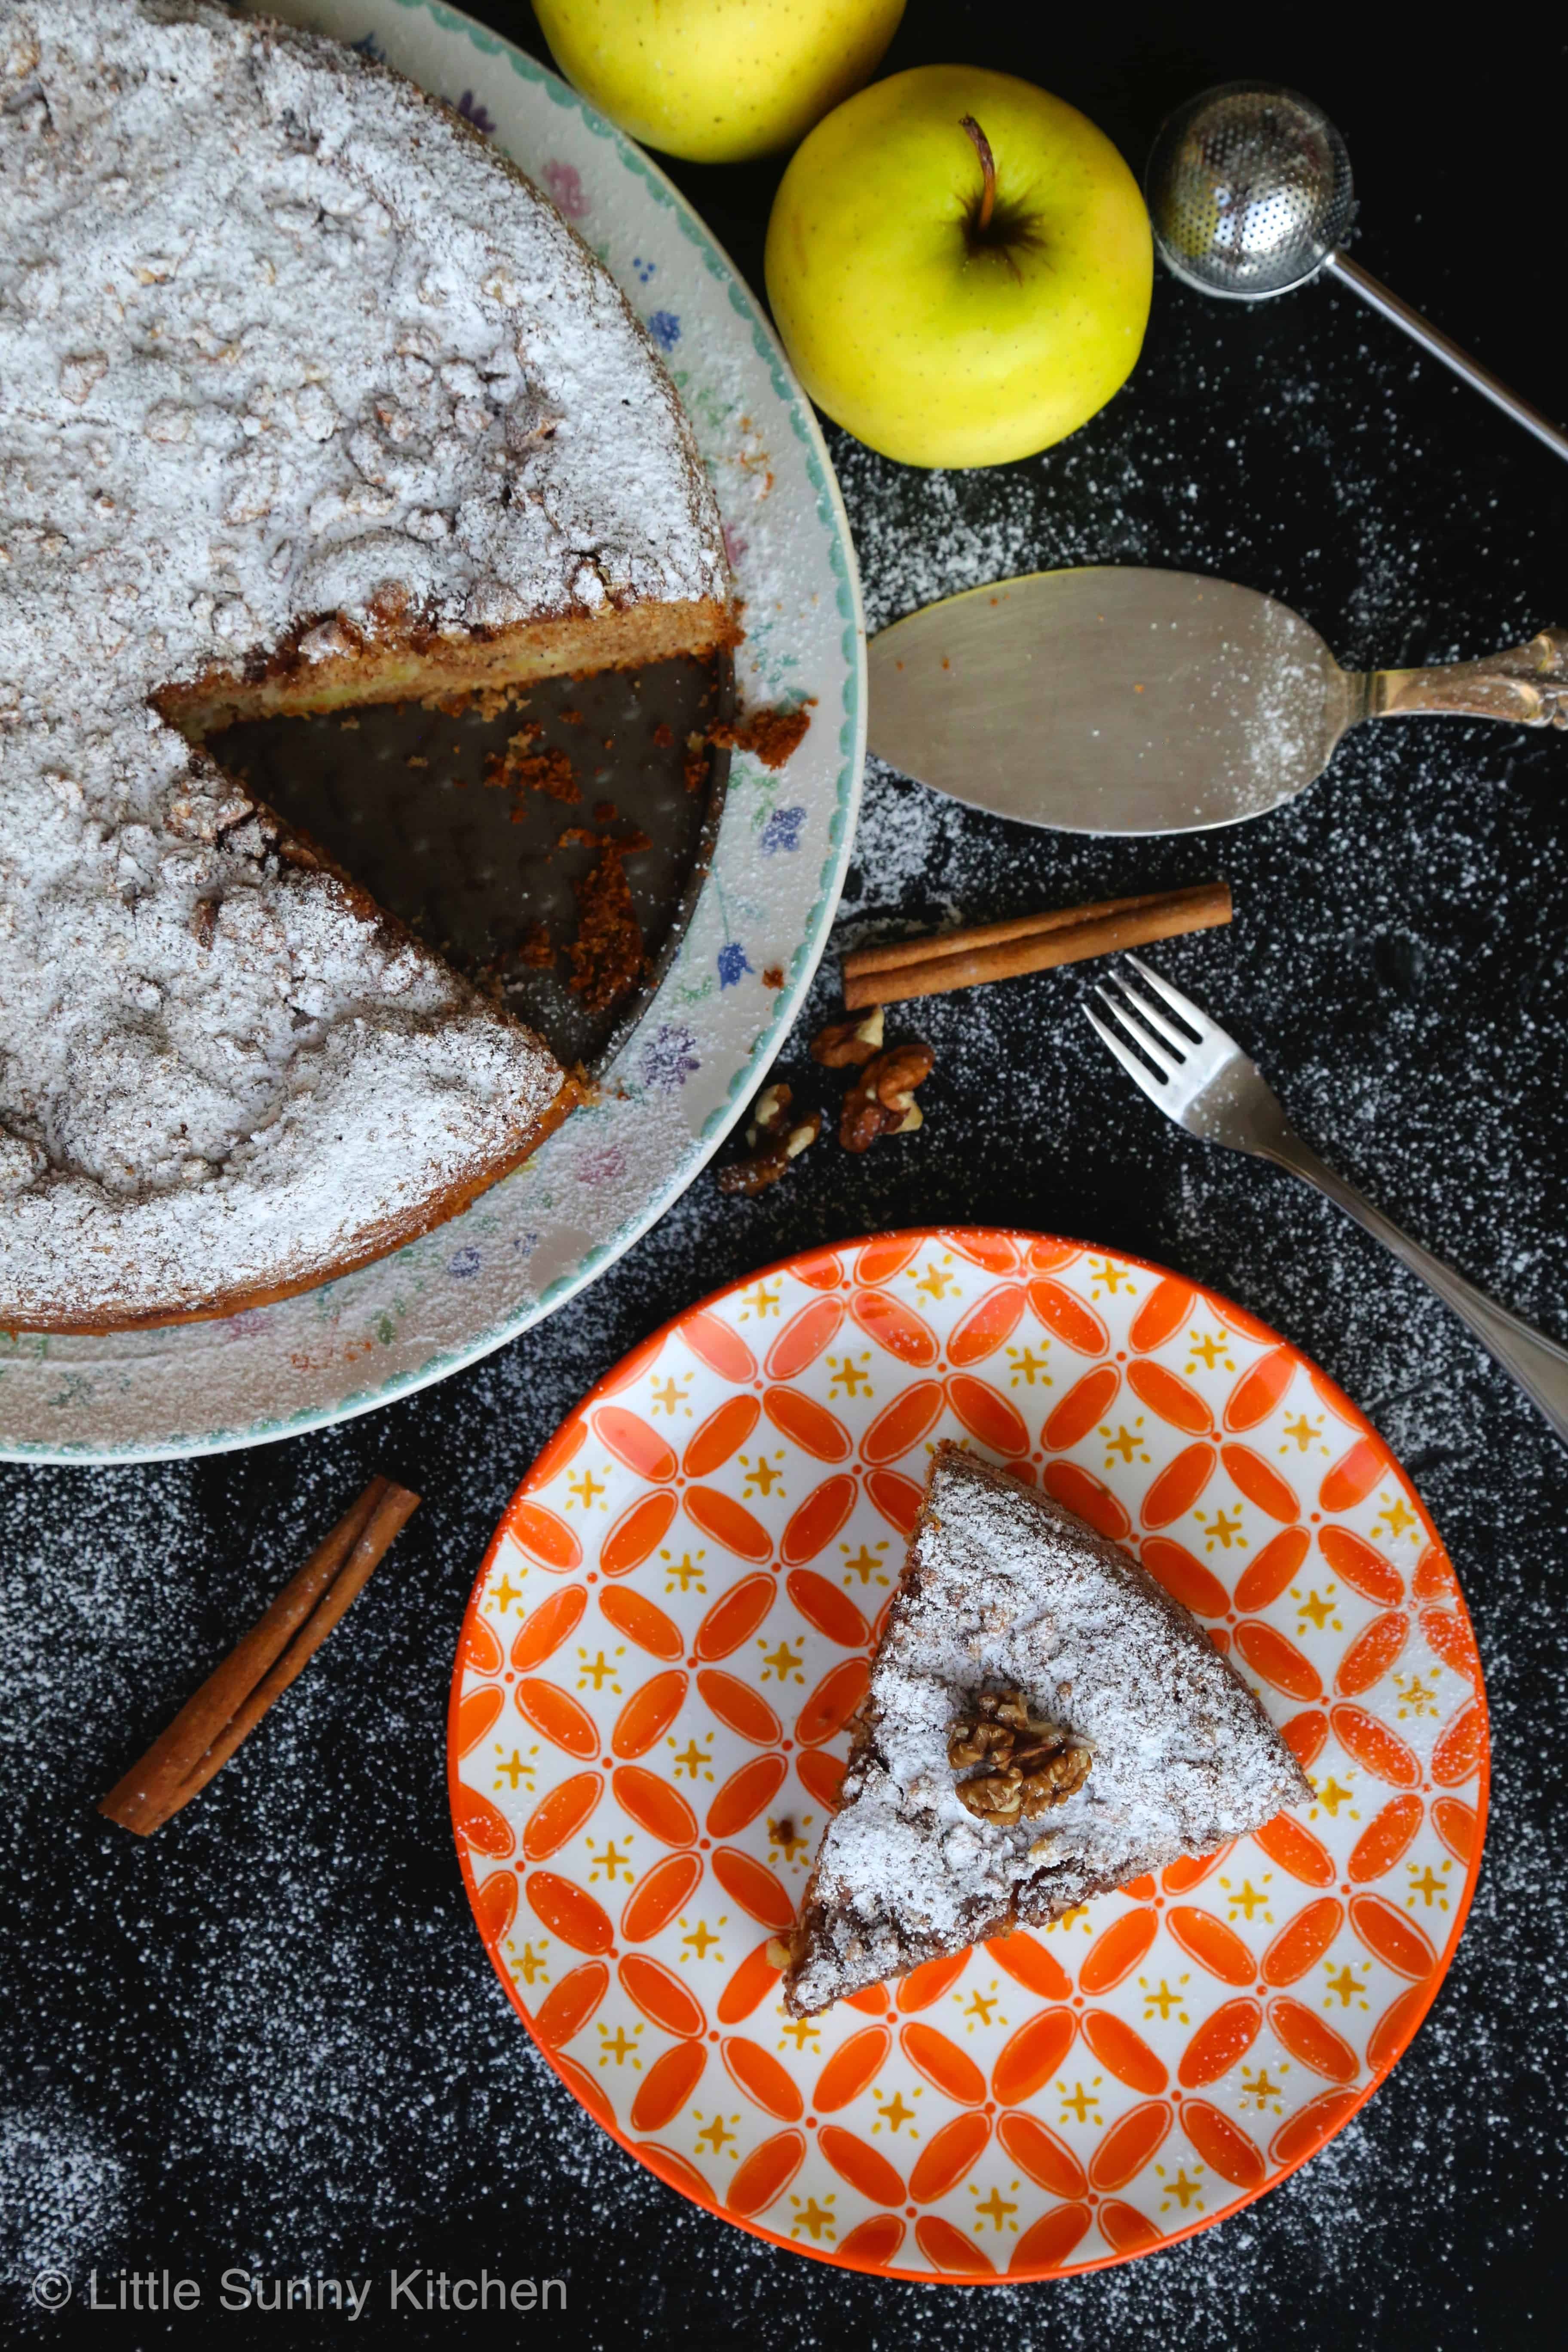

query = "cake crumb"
[[709, 699, 814, 770]]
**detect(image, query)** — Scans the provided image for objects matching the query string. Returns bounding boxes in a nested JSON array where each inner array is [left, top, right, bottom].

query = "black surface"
[[4, 4, 1566, 2345]]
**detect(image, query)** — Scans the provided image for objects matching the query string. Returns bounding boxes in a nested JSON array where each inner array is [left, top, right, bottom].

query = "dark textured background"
[[4, 2, 1565, 2343]]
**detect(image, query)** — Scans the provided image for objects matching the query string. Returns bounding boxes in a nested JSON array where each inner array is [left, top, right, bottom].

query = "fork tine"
[[1105, 971, 1192, 1057], [1082, 1002, 1174, 1115], [1121, 952, 1216, 1038]]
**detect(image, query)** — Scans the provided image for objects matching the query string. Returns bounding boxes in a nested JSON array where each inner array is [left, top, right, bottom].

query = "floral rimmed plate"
[[449, 1229, 1488, 2284], [0, 0, 862, 1461]]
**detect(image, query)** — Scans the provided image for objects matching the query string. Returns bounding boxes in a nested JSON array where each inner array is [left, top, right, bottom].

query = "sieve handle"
[[1323, 249, 1568, 465], [1361, 629, 1568, 726]]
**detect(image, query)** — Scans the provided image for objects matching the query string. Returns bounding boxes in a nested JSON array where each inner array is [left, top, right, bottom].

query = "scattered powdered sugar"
[[790, 1447, 1308, 2013], [0, 0, 726, 1324]]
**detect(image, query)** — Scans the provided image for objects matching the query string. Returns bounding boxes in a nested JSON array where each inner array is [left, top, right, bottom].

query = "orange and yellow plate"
[[448, 1230, 1488, 2282]]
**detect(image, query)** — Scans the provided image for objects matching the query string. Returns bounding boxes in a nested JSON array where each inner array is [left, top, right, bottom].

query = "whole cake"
[[782, 1444, 1311, 2015], [0, 0, 735, 1331]]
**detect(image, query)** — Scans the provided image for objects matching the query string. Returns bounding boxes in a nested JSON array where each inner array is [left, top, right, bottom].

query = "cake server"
[[1084, 954, 1568, 1447], [866, 567, 1568, 835]]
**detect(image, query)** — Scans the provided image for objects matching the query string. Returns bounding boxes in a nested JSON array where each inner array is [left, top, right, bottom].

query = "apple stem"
[[960, 115, 996, 236]]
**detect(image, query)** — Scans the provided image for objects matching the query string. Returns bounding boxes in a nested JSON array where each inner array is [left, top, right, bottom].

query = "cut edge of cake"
[[781, 1443, 1313, 2017]]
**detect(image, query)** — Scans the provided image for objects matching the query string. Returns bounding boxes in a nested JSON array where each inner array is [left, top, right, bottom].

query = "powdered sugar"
[[0, 0, 727, 1326], [788, 1446, 1309, 2013]]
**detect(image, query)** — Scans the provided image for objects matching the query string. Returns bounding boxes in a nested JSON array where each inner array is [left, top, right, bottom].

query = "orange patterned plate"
[[448, 1230, 1488, 2282]]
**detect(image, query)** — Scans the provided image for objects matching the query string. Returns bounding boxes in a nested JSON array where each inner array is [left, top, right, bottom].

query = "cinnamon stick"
[[98, 1474, 420, 1837], [842, 882, 1231, 1010]]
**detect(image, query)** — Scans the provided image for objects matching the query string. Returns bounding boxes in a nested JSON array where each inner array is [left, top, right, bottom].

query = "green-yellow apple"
[[765, 66, 1152, 466], [532, 0, 905, 165]]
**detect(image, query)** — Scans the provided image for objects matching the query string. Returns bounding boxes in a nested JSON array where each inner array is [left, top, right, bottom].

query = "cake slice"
[[782, 1443, 1311, 2016]]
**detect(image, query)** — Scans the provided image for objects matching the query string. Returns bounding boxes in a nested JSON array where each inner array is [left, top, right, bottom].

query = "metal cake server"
[[1084, 955, 1568, 1447], [866, 568, 1568, 835]]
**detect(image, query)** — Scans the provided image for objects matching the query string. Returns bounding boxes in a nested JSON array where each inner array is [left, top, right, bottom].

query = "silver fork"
[[1085, 954, 1568, 1447]]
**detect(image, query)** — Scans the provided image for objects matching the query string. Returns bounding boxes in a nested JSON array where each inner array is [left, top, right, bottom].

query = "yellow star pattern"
[[576, 1646, 623, 1693], [587, 1839, 634, 1883], [1312, 1776, 1356, 1818], [680, 1919, 721, 1960], [565, 1468, 607, 1509], [493, 1747, 535, 1792], [1057, 2079, 1102, 2125], [1324, 1962, 1369, 2009], [1140, 1975, 1191, 2024], [777, 2017, 821, 2052], [1396, 1672, 1440, 1720], [1101, 1419, 1150, 1466], [1407, 1863, 1450, 1911], [668, 1736, 714, 1781], [739, 1451, 785, 1497], [840, 1541, 889, 1586], [790, 2195, 836, 2243], [1157, 2163, 1205, 2211], [660, 1547, 707, 1594], [693, 2112, 738, 2153], [1293, 1585, 1341, 1633], [739, 1282, 781, 1320], [492, 1576, 521, 1614], [1088, 1256, 1135, 1294], [1220, 1875, 1273, 1923], [648, 1375, 690, 1417], [873, 2091, 918, 2135], [971, 2185, 1019, 2232], [759, 1638, 805, 1684], [1185, 1329, 1234, 1372], [1374, 1493, 1419, 1544], [1280, 1412, 1325, 1452], [913, 1258, 956, 1300], [958, 1988, 1000, 2029], [1195, 1506, 1246, 1552], [597, 2024, 641, 2067], [513, 1941, 549, 1987], [1005, 1345, 1052, 1388], [827, 1352, 873, 1397]]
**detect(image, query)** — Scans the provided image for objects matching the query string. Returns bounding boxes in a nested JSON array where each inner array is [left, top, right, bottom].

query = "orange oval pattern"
[[600, 1489, 678, 1578], [1233, 1525, 1311, 1613], [721, 2036, 803, 2122], [997, 2111, 1088, 2201], [763, 1385, 850, 1461], [509, 1585, 587, 1673], [946, 1283, 1026, 1366], [596, 1583, 683, 1661], [1042, 1363, 1121, 1451], [610, 1669, 688, 1759], [612, 1764, 696, 1849], [781, 1473, 859, 1565], [522, 1770, 603, 1862], [817, 2124, 905, 2208], [1262, 1896, 1344, 1987], [1318, 1525, 1403, 1605], [694, 1574, 775, 1662], [813, 2025, 891, 2113], [909, 2111, 992, 2203], [696, 1668, 781, 1748], [630, 2040, 707, 2134], [620, 1952, 705, 2040], [456, 1229, 1488, 2288], [1027, 1277, 1109, 1355], [764, 1297, 844, 1381], [683, 1394, 760, 1477], [705, 1753, 788, 1840], [1127, 1358, 1213, 1435], [683, 1487, 771, 1565]]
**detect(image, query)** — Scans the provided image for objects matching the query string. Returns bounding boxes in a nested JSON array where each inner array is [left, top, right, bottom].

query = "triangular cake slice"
[[782, 1443, 1311, 2016]]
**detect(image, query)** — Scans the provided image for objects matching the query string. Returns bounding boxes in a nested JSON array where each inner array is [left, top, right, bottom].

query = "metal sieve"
[[1145, 82, 1568, 463]]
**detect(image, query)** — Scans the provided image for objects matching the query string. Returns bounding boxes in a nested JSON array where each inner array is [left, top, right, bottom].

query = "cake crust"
[[783, 1445, 1312, 2016], [0, 1, 734, 1332]]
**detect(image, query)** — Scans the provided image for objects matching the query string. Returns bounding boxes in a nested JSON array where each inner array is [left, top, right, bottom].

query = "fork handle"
[[1263, 1127, 1568, 1446]]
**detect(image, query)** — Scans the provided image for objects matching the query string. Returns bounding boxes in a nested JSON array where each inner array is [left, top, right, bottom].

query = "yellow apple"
[[532, 0, 905, 165], [766, 66, 1152, 466]]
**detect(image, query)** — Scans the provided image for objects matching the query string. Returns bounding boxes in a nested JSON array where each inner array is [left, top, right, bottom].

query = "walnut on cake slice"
[[780, 1442, 1312, 2017]]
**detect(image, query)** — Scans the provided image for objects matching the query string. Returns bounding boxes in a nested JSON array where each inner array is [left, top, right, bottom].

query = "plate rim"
[[0, 0, 865, 1465], [447, 1224, 1491, 2284]]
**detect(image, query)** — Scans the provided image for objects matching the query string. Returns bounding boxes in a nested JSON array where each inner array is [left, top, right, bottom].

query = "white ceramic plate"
[[0, 0, 864, 1463]]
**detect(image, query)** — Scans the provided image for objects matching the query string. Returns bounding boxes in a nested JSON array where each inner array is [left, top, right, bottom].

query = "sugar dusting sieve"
[[1145, 82, 1568, 464]]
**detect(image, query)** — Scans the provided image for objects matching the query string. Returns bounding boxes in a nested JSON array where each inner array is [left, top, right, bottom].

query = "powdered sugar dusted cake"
[[0, 0, 735, 1330], [783, 1445, 1311, 2016]]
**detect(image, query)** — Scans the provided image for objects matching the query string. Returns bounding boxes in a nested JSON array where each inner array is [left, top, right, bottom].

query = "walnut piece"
[[717, 1082, 822, 1197], [948, 1689, 1091, 1822], [840, 1039, 934, 1153], [810, 1006, 884, 1067]]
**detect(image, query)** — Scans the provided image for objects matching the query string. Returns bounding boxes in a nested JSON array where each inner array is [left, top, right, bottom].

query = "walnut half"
[[948, 1689, 1091, 1823]]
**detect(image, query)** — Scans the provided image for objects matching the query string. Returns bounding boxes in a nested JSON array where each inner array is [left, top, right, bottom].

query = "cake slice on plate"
[[782, 1442, 1311, 2016]]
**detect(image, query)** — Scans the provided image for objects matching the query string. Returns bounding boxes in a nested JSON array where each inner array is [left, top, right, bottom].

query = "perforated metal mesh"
[[1145, 83, 1354, 299]]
